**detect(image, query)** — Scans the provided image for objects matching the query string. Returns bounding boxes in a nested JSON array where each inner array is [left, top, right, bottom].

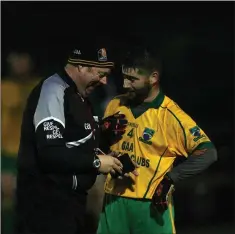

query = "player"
[[97, 48, 217, 234]]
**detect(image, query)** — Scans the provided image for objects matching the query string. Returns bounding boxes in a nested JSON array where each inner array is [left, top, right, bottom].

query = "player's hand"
[[96, 154, 123, 175], [100, 112, 128, 144], [152, 174, 175, 212]]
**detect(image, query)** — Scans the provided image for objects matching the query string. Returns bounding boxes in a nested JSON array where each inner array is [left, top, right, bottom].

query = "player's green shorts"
[[97, 193, 175, 234]]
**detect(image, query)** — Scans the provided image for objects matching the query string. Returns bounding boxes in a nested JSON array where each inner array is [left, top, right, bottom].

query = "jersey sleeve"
[[167, 103, 214, 157], [33, 81, 95, 174], [34, 81, 65, 148]]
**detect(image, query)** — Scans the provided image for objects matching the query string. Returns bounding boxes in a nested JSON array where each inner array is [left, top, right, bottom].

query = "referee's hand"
[[97, 154, 123, 175]]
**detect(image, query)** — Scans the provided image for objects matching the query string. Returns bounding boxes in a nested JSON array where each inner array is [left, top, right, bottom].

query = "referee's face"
[[80, 66, 111, 96]]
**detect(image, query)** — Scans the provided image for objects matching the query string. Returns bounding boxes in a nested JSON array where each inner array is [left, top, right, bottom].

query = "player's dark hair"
[[122, 47, 162, 76]]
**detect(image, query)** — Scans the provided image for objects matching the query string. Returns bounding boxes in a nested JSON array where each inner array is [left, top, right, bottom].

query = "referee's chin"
[[84, 86, 95, 97]]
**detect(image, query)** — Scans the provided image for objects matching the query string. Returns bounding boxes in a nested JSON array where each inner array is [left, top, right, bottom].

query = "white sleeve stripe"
[[66, 131, 93, 148], [74, 175, 77, 190], [35, 116, 65, 130], [93, 116, 99, 122], [72, 175, 78, 190]]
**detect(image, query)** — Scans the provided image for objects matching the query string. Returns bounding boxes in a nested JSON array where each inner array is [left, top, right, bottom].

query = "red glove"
[[101, 112, 127, 144]]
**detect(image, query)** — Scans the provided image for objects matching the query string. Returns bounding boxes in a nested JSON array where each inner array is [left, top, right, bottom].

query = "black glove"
[[100, 112, 128, 145], [152, 174, 175, 212]]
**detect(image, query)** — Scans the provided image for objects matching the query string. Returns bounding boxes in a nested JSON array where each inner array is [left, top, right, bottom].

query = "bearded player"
[[97, 48, 217, 234]]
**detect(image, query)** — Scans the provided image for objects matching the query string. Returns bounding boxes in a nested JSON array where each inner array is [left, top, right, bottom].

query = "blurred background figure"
[[6, 52, 34, 81], [1, 51, 41, 234]]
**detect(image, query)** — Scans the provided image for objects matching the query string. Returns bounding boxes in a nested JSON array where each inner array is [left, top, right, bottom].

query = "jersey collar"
[[130, 89, 165, 119], [58, 68, 78, 91], [145, 89, 165, 109]]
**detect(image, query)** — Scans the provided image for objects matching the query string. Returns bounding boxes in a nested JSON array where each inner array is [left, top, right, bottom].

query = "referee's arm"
[[34, 84, 95, 174]]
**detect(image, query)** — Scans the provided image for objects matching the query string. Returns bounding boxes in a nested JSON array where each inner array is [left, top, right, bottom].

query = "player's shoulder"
[[107, 94, 129, 107], [112, 93, 129, 102], [161, 95, 181, 111], [104, 94, 128, 117], [161, 95, 192, 122]]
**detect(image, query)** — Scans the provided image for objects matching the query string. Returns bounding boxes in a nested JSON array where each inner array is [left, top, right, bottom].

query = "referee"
[[15, 47, 126, 234]]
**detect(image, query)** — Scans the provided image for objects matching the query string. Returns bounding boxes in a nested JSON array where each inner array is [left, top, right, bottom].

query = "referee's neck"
[[64, 65, 85, 96]]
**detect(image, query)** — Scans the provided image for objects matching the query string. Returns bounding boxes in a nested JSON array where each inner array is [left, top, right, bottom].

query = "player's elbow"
[[208, 147, 218, 165], [212, 147, 218, 161]]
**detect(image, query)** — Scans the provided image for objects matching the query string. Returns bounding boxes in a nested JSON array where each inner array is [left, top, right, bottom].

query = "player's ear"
[[76, 65, 83, 72], [77, 65, 89, 73], [149, 71, 159, 85]]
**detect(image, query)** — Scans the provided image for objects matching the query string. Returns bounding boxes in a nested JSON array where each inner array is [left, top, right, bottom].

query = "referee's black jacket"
[[15, 69, 100, 233]]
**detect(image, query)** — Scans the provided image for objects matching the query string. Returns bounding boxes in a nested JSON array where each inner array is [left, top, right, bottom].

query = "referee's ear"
[[150, 71, 160, 85]]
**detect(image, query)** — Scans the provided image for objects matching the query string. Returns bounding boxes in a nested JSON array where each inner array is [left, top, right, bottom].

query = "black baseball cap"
[[67, 47, 114, 68]]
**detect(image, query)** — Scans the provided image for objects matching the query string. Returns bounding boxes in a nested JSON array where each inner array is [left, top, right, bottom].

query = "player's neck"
[[144, 87, 160, 103]]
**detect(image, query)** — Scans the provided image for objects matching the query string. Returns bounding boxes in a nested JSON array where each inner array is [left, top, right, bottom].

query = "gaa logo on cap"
[[73, 49, 81, 55], [98, 48, 107, 62]]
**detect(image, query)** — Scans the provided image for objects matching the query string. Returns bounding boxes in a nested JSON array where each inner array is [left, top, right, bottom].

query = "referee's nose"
[[99, 76, 107, 85]]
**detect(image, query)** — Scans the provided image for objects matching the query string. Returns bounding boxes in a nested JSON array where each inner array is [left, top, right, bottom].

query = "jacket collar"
[[58, 68, 77, 91]]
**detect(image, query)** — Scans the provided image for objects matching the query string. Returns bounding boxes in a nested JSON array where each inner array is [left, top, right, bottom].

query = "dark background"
[[1, 1, 234, 234]]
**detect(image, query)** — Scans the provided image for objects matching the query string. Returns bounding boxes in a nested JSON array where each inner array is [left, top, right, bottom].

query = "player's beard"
[[125, 85, 151, 107]]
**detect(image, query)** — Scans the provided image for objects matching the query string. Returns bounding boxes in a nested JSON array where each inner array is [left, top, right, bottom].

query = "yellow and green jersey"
[[103, 90, 213, 199]]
